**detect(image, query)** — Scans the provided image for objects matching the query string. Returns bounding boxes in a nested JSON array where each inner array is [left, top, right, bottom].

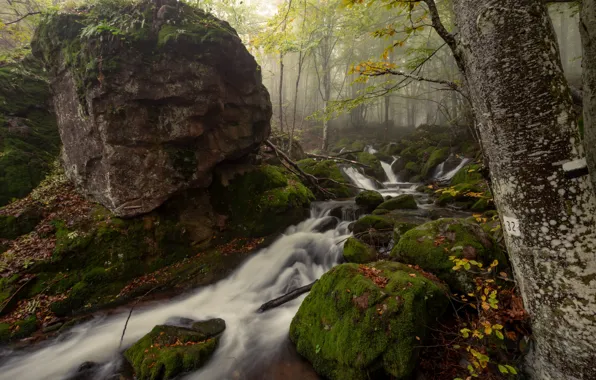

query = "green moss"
[[354, 191, 383, 211], [404, 162, 420, 176], [392, 222, 418, 244], [356, 152, 384, 180], [0, 206, 43, 239], [450, 164, 483, 186], [0, 62, 60, 206], [11, 315, 38, 340], [343, 237, 377, 264], [289, 261, 448, 380], [390, 218, 506, 293], [375, 195, 417, 211], [210, 165, 314, 237], [352, 215, 393, 235], [124, 324, 221, 380], [351, 141, 366, 151], [0, 322, 10, 342], [421, 148, 448, 178], [372, 209, 389, 215], [298, 159, 352, 198]]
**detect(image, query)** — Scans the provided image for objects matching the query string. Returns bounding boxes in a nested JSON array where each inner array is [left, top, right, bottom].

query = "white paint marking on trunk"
[[562, 158, 587, 172], [503, 216, 522, 237]]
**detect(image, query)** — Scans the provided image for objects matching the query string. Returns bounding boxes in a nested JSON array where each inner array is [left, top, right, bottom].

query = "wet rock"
[[391, 157, 407, 174], [297, 159, 353, 198], [32, 2, 271, 217], [290, 262, 449, 380], [124, 320, 225, 380], [342, 237, 377, 263], [313, 217, 339, 233], [329, 204, 366, 222], [191, 318, 226, 338], [390, 218, 507, 293], [354, 190, 384, 212], [376, 194, 418, 211]]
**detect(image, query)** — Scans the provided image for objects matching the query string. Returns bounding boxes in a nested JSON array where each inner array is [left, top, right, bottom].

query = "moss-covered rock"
[[11, 315, 38, 340], [352, 215, 393, 235], [421, 148, 448, 178], [124, 323, 223, 380], [210, 165, 313, 238], [0, 322, 10, 342], [290, 261, 449, 380], [343, 237, 377, 263], [392, 222, 419, 244], [354, 191, 384, 211], [450, 164, 483, 186], [298, 159, 352, 198], [375, 194, 418, 211], [356, 152, 384, 180], [390, 218, 506, 293], [0, 204, 43, 239], [0, 59, 60, 206]]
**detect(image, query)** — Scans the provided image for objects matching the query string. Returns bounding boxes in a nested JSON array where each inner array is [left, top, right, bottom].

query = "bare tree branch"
[[4, 11, 41, 25]]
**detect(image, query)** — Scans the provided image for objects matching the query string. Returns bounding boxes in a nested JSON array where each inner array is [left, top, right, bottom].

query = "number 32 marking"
[[503, 216, 522, 237]]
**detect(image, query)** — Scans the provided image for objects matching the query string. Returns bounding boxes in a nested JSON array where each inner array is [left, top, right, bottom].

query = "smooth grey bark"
[[582, 0, 596, 193], [452, 0, 596, 378]]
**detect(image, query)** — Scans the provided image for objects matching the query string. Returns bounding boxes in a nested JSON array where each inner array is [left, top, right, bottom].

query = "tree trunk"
[[278, 51, 285, 133], [582, 0, 596, 194], [452, 1, 596, 378]]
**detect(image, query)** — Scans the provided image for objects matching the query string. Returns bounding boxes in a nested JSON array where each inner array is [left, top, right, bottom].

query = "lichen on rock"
[[31, 0, 272, 217]]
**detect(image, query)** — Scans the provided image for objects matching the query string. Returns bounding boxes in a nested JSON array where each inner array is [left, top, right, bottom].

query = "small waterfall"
[[0, 205, 352, 380], [431, 161, 446, 179], [364, 145, 378, 154], [342, 167, 377, 191], [381, 159, 399, 183], [435, 158, 472, 182]]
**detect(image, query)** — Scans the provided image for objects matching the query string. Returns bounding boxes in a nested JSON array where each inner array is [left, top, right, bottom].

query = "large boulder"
[[342, 237, 377, 263], [375, 194, 418, 211], [354, 190, 384, 211], [31, 0, 271, 217], [390, 218, 506, 293], [124, 319, 225, 380], [290, 261, 448, 380], [0, 59, 60, 206]]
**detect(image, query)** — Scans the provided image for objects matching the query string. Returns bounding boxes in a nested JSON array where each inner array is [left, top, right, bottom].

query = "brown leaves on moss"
[[357, 265, 388, 288]]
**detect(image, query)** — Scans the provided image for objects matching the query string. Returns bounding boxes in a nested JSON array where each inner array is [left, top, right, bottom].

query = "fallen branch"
[[306, 153, 372, 169], [334, 150, 363, 157], [257, 281, 317, 313], [265, 140, 335, 198], [119, 286, 159, 349]]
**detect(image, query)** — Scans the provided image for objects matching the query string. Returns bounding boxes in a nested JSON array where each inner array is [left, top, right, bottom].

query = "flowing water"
[[364, 145, 378, 154], [0, 205, 352, 380], [341, 167, 378, 191], [433, 157, 472, 182], [380, 158, 399, 184]]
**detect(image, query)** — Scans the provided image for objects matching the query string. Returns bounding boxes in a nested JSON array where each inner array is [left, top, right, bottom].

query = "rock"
[[210, 164, 314, 237], [329, 203, 366, 221], [31, 2, 271, 217], [313, 217, 339, 233], [392, 222, 419, 244], [0, 59, 60, 206], [298, 159, 354, 198], [391, 157, 407, 174], [342, 237, 377, 263], [356, 152, 385, 180], [450, 164, 483, 186], [290, 261, 449, 380], [352, 215, 393, 235], [421, 148, 448, 178], [354, 190, 384, 211], [191, 318, 226, 337], [376, 194, 418, 211], [390, 218, 507, 293], [0, 204, 43, 240], [124, 322, 224, 380]]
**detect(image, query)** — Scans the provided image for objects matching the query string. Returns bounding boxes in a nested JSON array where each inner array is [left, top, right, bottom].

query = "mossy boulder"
[[450, 164, 483, 186], [0, 59, 60, 206], [343, 237, 377, 263], [0, 204, 43, 239], [390, 218, 506, 293], [124, 321, 224, 380], [298, 159, 352, 198], [352, 215, 393, 235], [210, 165, 313, 237], [421, 148, 448, 178], [290, 261, 449, 380], [31, 0, 271, 217], [375, 194, 418, 211], [392, 222, 419, 244], [354, 191, 384, 211], [356, 152, 384, 180]]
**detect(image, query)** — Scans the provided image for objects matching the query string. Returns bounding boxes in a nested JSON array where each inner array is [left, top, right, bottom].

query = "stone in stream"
[[354, 190, 384, 212], [313, 216, 339, 233], [391, 218, 507, 293], [290, 261, 449, 380], [31, 0, 271, 217], [342, 237, 377, 264], [124, 318, 226, 380], [375, 194, 418, 211]]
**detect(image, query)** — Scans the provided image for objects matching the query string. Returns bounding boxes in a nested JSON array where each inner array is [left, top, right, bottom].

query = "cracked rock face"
[[32, 0, 271, 217]]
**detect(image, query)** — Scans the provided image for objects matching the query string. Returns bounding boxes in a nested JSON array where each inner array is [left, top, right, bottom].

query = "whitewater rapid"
[[0, 206, 351, 380]]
